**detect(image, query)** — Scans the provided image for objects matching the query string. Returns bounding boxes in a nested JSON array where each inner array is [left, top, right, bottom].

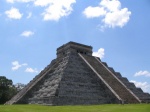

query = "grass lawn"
[[0, 104, 150, 112]]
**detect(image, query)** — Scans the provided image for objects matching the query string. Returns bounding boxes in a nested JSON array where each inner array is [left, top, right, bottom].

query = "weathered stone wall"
[[26, 52, 119, 105], [52, 52, 119, 105], [57, 41, 92, 59]]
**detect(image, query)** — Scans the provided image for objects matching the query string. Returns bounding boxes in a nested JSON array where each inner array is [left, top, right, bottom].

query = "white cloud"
[[25, 67, 38, 73], [34, 0, 52, 7], [83, 0, 131, 30], [6, 0, 14, 3], [103, 8, 131, 28], [5, 7, 23, 19], [6, 0, 33, 3], [11, 60, 39, 73], [92, 48, 105, 59], [34, 0, 76, 21], [6, 0, 76, 21], [134, 71, 150, 77], [21, 31, 34, 37], [130, 80, 150, 93], [100, 0, 121, 12], [83, 6, 106, 18], [12, 61, 27, 71], [27, 12, 32, 19]]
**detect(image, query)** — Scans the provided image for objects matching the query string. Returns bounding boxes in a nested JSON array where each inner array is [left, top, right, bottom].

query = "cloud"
[[6, 0, 33, 3], [92, 48, 105, 59], [83, 0, 131, 30], [21, 31, 34, 37], [102, 8, 131, 28], [6, 0, 14, 3], [134, 71, 150, 77], [34, 0, 52, 6], [6, 0, 76, 21], [12, 61, 27, 71], [83, 6, 106, 18], [130, 80, 150, 93], [5, 7, 23, 19], [25, 67, 38, 73], [11, 60, 39, 74], [27, 12, 32, 19], [34, 0, 76, 21], [100, 0, 121, 12]]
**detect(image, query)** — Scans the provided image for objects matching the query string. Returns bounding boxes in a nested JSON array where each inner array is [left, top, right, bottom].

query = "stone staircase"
[[114, 72, 150, 103], [103, 64, 150, 103], [16, 52, 118, 105], [27, 56, 68, 105], [5, 59, 60, 105], [53, 53, 119, 105], [79, 54, 141, 103]]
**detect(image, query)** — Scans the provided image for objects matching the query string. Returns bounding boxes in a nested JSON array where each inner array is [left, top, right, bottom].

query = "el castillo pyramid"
[[6, 42, 150, 105]]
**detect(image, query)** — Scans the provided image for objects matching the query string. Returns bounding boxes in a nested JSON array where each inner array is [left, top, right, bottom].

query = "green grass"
[[0, 104, 150, 112]]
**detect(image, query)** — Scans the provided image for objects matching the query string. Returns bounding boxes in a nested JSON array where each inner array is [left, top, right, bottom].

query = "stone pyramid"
[[6, 42, 150, 105]]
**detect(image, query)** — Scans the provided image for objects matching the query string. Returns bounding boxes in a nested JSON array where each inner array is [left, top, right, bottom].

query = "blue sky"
[[0, 0, 150, 93]]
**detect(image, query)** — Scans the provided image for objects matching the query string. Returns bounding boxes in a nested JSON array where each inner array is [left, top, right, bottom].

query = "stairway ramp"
[[5, 59, 61, 105], [79, 53, 141, 103]]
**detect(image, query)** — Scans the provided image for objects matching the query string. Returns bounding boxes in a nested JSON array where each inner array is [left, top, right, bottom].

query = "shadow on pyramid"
[[6, 42, 150, 105]]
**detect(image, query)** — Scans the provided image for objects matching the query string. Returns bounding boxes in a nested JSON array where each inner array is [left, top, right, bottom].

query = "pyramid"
[[6, 42, 150, 105]]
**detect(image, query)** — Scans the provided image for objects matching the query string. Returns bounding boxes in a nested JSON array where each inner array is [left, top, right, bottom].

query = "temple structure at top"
[[57, 41, 92, 58]]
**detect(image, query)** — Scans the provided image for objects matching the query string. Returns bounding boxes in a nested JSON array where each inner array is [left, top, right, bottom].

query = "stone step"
[[79, 54, 140, 103], [5, 59, 62, 104], [29, 95, 116, 105], [96, 61, 150, 103]]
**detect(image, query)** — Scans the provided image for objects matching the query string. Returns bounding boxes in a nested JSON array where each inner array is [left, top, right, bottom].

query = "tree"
[[0, 76, 17, 104], [14, 83, 25, 92]]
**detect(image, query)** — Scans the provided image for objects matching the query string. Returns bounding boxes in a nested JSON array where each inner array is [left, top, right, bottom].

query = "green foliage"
[[0, 76, 17, 104], [0, 104, 150, 112], [14, 83, 26, 92]]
